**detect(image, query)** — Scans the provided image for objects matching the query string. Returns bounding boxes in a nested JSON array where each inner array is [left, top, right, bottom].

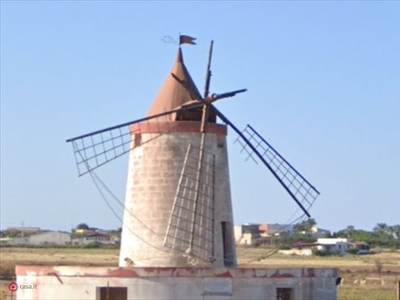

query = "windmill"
[[66, 38, 320, 269]]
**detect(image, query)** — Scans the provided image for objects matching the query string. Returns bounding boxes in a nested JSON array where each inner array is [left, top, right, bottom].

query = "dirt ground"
[[1, 247, 399, 300]]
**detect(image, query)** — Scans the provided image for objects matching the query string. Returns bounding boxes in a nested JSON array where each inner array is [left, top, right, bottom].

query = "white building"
[[0, 237, 29, 246], [0, 237, 30, 245], [72, 232, 114, 245], [29, 231, 71, 245], [316, 238, 350, 255], [0, 232, 71, 246]]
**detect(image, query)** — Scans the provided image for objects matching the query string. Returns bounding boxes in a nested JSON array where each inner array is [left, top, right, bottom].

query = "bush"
[[278, 244, 292, 250], [312, 248, 329, 256], [83, 242, 103, 249], [347, 248, 359, 255]]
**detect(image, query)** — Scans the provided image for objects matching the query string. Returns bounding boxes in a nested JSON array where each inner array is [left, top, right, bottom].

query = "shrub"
[[347, 248, 359, 255], [278, 244, 292, 250], [83, 242, 103, 249], [312, 248, 329, 256]]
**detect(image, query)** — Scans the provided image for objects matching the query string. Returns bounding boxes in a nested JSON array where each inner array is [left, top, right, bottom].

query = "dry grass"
[[0, 247, 118, 267], [1, 247, 399, 300], [237, 247, 400, 300], [0, 247, 119, 300], [237, 246, 400, 268]]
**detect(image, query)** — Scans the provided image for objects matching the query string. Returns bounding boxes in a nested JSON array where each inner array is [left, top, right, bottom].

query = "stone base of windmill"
[[15, 266, 338, 299]]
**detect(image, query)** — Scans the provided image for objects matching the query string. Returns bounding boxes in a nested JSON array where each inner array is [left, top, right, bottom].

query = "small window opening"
[[134, 134, 141, 148], [97, 286, 127, 300], [217, 135, 224, 148]]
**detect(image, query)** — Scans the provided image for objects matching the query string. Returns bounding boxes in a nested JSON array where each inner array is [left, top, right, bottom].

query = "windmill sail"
[[164, 145, 215, 264], [236, 125, 320, 214], [66, 102, 206, 176], [213, 108, 319, 218]]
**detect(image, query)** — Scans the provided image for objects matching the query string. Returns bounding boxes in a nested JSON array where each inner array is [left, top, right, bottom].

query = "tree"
[[335, 223, 400, 249], [374, 223, 388, 233], [373, 223, 390, 239], [293, 222, 307, 233], [345, 225, 355, 239], [76, 223, 89, 230], [306, 218, 317, 230], [392, 225, 400, 240], [293, 218, 316, 234]]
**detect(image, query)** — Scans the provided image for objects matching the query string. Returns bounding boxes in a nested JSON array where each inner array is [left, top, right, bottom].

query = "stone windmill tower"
[[66, 38, 320, 270], [119, 47, 237, 268]]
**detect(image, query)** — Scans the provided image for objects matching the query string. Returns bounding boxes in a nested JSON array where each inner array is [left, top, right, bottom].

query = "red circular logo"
[[8, 282, 18, 292]]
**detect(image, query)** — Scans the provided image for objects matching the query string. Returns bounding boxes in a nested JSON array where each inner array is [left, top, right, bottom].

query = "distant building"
[[29, 231, 71, 245], [278, 238, 368, 256], [1, 231, 71, 246], [235, 223, 296, 245], [85, 232, 113, 244], [349, 242, 371, 254], [5, 227, 41, 234], [259, 223, 294, 236], [75, 227, 98, 234], [0, 237, 29, 246], [234, 224, 261, 245], [0, 237, 14, 245], [73, 232, 114, 245], [75, 229, 89, 234], [316, 238, 350, 255], [0, 230, 118, 246]]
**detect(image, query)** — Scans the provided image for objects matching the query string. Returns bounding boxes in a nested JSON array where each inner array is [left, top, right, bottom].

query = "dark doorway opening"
[[221, 221, 234, 267], [276, 287, 293, 300]]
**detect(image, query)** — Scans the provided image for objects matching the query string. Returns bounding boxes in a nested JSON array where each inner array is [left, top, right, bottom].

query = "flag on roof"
[[179, 35, 196, 45]]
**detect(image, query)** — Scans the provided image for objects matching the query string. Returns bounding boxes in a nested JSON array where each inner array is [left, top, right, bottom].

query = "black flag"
[[179, 35, 196, 45]]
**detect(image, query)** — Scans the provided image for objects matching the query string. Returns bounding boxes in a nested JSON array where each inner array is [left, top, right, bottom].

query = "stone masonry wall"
[[119, 126, 236, 268]]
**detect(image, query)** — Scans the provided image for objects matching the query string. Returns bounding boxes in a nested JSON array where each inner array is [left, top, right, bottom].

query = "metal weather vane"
[[161, 35, 179, 45]]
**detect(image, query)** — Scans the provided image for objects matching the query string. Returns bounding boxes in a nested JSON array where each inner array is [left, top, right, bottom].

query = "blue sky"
[[1, 1, 399, 233]]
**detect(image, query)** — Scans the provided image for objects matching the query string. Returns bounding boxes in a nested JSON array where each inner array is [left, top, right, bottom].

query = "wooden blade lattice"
[[235, 124, 320, 214], [164, 145, 215, 264], [66, 102, 207, 176], [69, 117, 177, 176]]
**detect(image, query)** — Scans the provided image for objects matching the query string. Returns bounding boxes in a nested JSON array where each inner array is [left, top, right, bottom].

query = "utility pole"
[[397, 280, 400, 300]]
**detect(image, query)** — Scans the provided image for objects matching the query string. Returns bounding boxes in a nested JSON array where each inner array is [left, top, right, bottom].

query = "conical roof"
[[147, 48, 202, 121]]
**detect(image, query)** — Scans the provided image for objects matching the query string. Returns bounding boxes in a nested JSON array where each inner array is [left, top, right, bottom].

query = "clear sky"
[[1, 1, 399, 233]]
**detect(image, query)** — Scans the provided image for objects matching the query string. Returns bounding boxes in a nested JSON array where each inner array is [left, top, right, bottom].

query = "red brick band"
[[130, 121, 227, 136]]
